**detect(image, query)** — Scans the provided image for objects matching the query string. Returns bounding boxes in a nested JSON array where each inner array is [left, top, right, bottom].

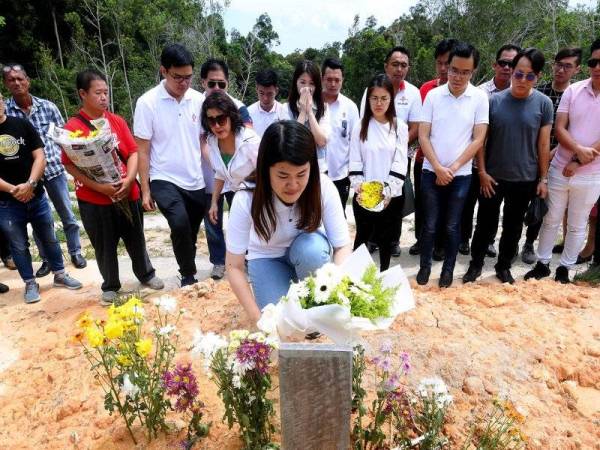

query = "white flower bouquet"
[[257, 245, 414, 344]]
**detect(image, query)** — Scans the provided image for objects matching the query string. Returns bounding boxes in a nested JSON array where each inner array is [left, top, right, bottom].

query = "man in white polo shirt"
[[321, 58, 360, 209], [134, 44, 206, 287], [248, 69, 286, 137], [417, 42, 489, 288]]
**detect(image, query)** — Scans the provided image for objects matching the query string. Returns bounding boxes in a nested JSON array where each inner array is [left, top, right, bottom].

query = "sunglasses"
[[207, 80, 227, 89], [513, 71, 537, 81], [587, 58, 600, 68], [207, 114, 228, 127], [496, 59, 513, 68], [2, 64, 24, 73]]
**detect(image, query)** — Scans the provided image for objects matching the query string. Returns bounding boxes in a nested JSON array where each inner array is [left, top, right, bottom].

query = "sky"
[[223, 0, 598, 56]]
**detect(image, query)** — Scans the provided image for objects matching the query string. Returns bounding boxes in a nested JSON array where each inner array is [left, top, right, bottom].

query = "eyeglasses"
[[168, 71, 193, 83], [2, 64, 24, 73], [207, 114, 228, 127], [448, 67, 473, 78], [207, 80, 227, 89], [513, 71, 537, 81], [496, 59, 513, 68], [369, 95, 390, 104], [553, 62, 576, 71], [389, 62, 409, 69], [587, 58, 600, 68]]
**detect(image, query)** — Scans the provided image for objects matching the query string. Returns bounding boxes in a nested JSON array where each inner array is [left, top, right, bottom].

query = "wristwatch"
[[540, 177, 548, 184], [28, 179, 38, 188]]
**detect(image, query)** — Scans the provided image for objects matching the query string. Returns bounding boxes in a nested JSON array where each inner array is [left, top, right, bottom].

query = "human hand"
[[112, 179, 132, 201], [562, 161, 579, 177], [208, 202, 219, 224], [479, 172, 497, 198], [575, 145, 599, 165], [142, 189, 155, 211], [434, 166, 454, 186], [11, 183, 34, 202], [536, 181, 548, 199], [95, 182, 121, 199]]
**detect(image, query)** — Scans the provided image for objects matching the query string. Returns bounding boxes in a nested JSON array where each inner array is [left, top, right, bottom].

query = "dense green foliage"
[[1, 0, 598, 122]]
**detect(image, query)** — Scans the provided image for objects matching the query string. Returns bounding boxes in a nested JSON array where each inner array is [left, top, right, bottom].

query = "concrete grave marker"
[[278, 343, 353, 450]]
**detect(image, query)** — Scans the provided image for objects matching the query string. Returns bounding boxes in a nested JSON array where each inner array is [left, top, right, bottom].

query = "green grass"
[[574, 264, 600, 286]]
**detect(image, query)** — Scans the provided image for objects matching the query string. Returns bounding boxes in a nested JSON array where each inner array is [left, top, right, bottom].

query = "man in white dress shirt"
[[248, 69, 286, 137]]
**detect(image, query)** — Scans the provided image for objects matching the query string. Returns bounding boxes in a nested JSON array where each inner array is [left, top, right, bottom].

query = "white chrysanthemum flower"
[[248, 332, 266, 342], [121, 374, 140, 397], [232, 358, 254, 377], [158, 324, 176, 336], [229, 329, 250, 341], [154, 295, 178, 314], [287, 281, 309, 302], [232, 374, 242, 389], [191, 329, 228, 370], [417, 377, 452, 406]]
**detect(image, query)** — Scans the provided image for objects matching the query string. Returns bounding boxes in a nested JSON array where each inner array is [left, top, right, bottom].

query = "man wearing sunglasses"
[[465, 48, 553, 285], [321, 58, 360, 210], [199, 58, 253, 280], [526, 39, 600, 284], [3, 64, 87, 276], [134, 44, 207, 287], [479, 44, 521, 98]]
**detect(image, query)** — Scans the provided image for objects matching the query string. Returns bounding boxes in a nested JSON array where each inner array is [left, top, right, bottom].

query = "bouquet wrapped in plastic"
[[357, 181, 391, 212], [257, 245, 415, 344]]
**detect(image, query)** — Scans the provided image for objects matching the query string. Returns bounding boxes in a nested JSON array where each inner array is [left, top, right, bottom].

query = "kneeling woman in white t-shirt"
[[226, 120, 352, 322], [349, 74, 408, 271]]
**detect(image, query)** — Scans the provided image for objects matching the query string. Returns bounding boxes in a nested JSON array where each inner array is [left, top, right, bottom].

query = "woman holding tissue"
[[201, 91, 260, 225], [284, 60, 331, 172], [225, 120, 351, 322], [349, 74, 408, 271]]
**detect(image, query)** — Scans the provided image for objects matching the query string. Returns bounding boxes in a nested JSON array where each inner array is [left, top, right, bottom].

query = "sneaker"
[[575, 254, 592, 265], [3, 256, 16, 270], [416, 267, 431, 285], [100, 290, 118, 306], [458, 241, 470, 255], [24, 281, 41, 304], [555, 265, 570, 284], [552, 243, 564, 254], [391, 242, 401, 257], [143, 276, 164, 290], [439, 270, 453, 288], [210, 264, 226, 280], [485, 244, 497, 258], [366, 241, 378, 253], [462, 264, 482, 283], [495, 268, 515, 284], [524, 262, 551, 280], [0, 282, 9, 294], [181, 275, 198, 287], [433, 247, 445, 261], [408, 242, 421, 255], [53, 273, 83, 290], [521, 242, 536, 265], [71, 254, 87, 269], [35, 261, 51, 278]]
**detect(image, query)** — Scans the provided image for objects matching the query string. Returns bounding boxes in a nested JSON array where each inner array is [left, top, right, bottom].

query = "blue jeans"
[[35, 172, 81, 259], [0, 194, 65, 282], [247, 232, 332, 310], [420, 170, 471, 272]]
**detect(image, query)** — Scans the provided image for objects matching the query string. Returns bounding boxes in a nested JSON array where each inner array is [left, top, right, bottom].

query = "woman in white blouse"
[[226, 120, 351, 322], [201, 91, 261, 224], [284, 60, 331, 172], [349, 74, 408, 271]]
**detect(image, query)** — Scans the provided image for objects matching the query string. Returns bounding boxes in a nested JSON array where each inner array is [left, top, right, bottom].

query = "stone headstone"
[[278, 343, 353, 450]]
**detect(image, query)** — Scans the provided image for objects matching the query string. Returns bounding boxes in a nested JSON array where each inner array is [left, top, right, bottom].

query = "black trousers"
[[461, 166, 499, 245], [353, 194, 403, 271], [79, 199, 155, 292], [413, 159, 423, 241], [0, 228, 10, 260], [470, 179, 536, 270], [332, 177, 351, 215], [594, 197, 600, 265], [151, 180, 207, 277]]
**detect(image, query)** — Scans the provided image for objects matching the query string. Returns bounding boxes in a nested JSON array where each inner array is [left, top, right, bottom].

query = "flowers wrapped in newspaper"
[[257, 245, 414, 344], [48, 119, 133, 221]]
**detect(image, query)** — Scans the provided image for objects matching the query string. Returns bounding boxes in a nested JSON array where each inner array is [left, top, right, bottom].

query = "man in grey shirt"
[[463, 48, 553, 284]]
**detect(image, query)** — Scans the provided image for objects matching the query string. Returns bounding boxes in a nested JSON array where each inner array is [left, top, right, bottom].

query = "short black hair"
[[512, 48, 545, 74], [448, 42, 480, 69], [591, 38, 600, 54], [555, 47, 582, 66], [385, 46, 410, 62], [76, 69, 107, 98], [160, 44, 194, 69], [321, 58, 344, 75], [200, 58, 229, 80], [255, 69, 278, 87], [200, 90, 244, 136], [495, 44, 521, 62], [2, 62, 28, 80], [434, 39, 458, 59]]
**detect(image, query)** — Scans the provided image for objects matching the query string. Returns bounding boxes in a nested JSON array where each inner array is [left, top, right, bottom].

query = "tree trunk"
[[51, 6, 64, 68]]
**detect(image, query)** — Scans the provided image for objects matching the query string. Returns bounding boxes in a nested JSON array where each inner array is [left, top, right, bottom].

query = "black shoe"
[[439, 270, 453, 288], [366, 241, 378, 253], [552, 243, 564, 254], [433, 247, 445, 261], [485, 244, 497, 258], [495, 268, 515, 284], [524, 262, 551, 280], [2, 256, 16, 270], [35, 261, 51, 278], [181, 275, 198, 287], [458, 241, 470, 255], [0, 282, 8, 294], [576, 254, 592, 265], [555, 265, 570, 284], [521, 242, 536, 265], [416, 267, 431, 285], [391, 242, 401, 257], [71, 253, 87, 269], [462, 264, 482, 283], [409, 242, 421, 255]]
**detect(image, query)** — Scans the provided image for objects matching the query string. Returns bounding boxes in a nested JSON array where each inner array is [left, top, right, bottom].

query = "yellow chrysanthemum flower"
[[135, 338, 152, 358], [116, 354, 132, 367], [85, 326, 105, 348], [360, 181, 384, 209], [104, 319, 124, 340], [76, 312, 93, 330]]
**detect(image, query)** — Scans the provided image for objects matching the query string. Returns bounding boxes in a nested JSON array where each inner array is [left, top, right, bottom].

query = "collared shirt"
[[537, 82, 566, 148], [248, 101, 287, 137], [324, 94, 360, 181], [133, 80, 205, 190], [421, 83, 489, 177], [5, 95, 65, 180], [360, 81, 423, 124], [552, 78, 600, 175], [478, 78, 510, 98]]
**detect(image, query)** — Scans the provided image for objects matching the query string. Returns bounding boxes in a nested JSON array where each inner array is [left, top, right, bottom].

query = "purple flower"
[[375, 356, 391, 372], [163, 363, 200, 412], [235, 338, 273, 376], [379, 339, 393, 354], [383, 373, 400, 392], [382, 388, 404, 416], [400, 351, 411, 374]]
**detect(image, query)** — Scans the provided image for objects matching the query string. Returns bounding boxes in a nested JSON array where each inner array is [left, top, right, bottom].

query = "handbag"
[[401, 175, 415, 218], [524, 196, 548, 226]]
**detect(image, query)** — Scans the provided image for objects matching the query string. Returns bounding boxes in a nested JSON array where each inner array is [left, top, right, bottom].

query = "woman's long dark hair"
[[360, 74, 396, 141], [251, 120, 322, 242], [287, 60, 325, 121], [200, 90, 244, 136]]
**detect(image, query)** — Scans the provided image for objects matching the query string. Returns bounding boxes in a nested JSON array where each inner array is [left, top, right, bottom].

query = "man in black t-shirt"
[[0, 93, 82, 303]]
